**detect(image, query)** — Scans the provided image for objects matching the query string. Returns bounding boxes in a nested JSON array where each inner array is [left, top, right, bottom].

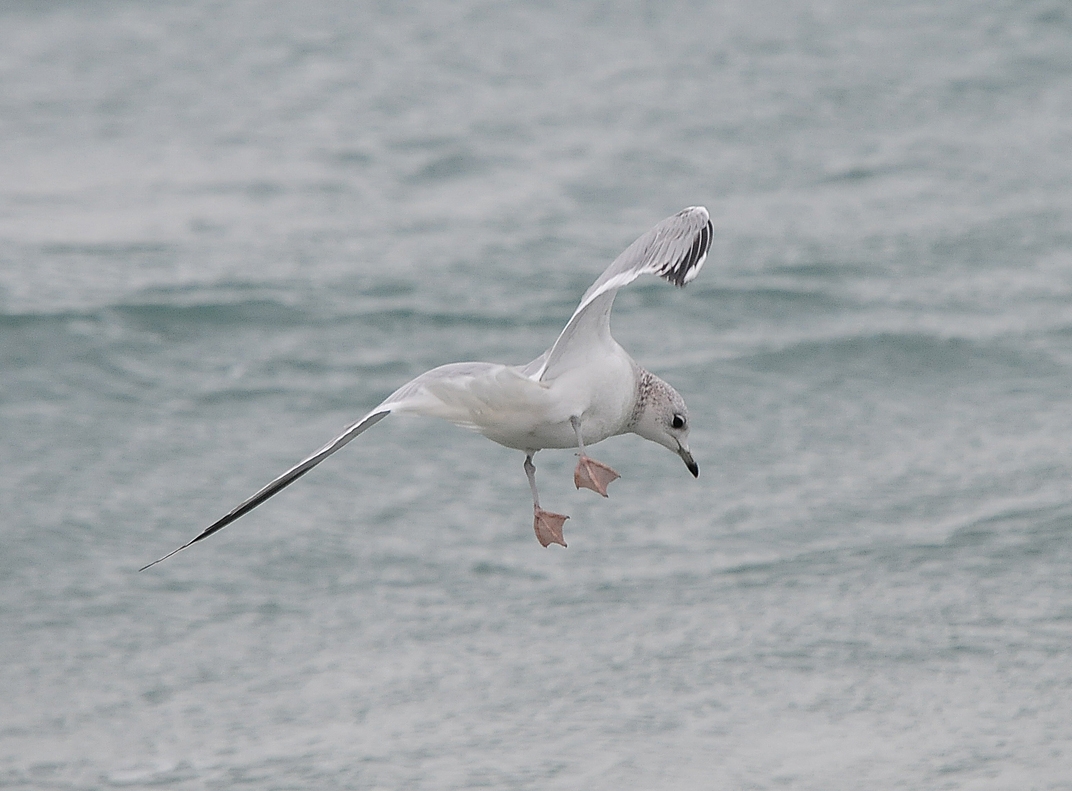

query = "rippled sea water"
[[3, 1, 1072, 788]]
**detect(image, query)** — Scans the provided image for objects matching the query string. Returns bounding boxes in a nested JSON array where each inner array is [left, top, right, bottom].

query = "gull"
[[141, 206, 712, 570]]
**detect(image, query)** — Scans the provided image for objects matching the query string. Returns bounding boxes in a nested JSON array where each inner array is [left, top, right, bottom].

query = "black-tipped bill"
[[678, 445, 699, 477]]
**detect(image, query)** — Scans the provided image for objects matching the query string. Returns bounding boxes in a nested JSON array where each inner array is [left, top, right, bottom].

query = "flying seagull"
[[142, 206, 712, 569]]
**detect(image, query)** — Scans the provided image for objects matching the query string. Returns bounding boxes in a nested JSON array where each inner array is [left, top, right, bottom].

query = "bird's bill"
[[677, 444, 699, 477]]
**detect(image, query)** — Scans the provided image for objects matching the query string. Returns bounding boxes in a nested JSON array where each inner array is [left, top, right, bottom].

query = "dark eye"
[[671, 414, 686, 430]]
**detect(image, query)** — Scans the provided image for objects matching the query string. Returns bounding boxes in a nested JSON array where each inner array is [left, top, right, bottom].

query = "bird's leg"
[[525, 452, 568, 547], [570, 416, 620, 497]]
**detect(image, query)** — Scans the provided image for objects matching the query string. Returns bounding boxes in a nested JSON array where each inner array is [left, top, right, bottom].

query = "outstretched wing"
[[139, 408, 391, 570], [531, 206, 712, 382], [140, 362, 515, 570]]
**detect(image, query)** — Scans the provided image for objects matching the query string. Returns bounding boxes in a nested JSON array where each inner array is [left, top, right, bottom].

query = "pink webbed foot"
[[533, 507, 569, 548], [573, 456, 621, 497]]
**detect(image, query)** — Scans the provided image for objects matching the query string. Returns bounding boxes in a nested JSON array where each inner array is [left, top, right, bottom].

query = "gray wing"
[[140, 362, 508, 570], [531, 206, 712, 382], [139, 409, 391, 570]]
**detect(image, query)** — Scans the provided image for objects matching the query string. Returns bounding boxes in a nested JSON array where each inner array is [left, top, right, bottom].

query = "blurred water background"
[[3, 0, 1072, 788]]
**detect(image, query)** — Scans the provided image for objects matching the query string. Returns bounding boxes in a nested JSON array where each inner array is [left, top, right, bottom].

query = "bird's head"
[[630, 370, 698, 477]]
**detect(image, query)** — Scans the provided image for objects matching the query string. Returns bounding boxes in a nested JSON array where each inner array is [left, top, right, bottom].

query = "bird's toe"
[[533, 507, 569, 547], [573, 457, 621, 497]]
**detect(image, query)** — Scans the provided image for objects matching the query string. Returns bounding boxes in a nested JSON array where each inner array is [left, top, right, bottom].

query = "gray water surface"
[[3, 1, 1072, 788]]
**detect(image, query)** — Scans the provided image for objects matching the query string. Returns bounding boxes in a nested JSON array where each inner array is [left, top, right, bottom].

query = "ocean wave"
[[739, 330, 1053, 381], [0, 294, 550, 335]]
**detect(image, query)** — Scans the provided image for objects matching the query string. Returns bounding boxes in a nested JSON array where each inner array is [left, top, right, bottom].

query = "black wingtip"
[[139, 543, 190, 572], [665, 219, 713, 287]]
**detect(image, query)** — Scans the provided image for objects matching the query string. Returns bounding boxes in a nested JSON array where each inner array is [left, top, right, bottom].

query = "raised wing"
[[531, 207, 711, 382]]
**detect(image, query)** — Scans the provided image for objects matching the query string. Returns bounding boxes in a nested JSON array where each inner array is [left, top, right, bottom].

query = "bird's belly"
[[482, 355, 636, 451], [498, 420, 580, 451], [477, 412, 576, 451]]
